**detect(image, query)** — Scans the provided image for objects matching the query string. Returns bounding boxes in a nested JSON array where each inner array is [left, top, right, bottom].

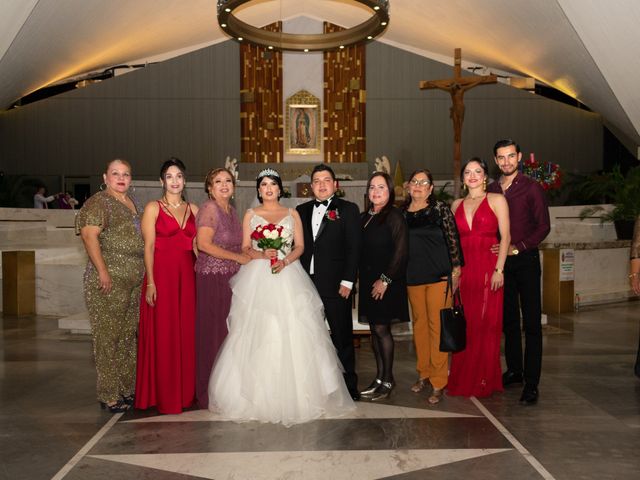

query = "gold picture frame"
[[286, 90, 321, 155]]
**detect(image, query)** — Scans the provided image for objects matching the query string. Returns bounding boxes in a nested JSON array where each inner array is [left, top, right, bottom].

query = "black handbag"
[[439, 285, 466, 353]]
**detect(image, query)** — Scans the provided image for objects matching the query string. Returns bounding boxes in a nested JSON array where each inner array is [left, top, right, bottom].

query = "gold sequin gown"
[[75, 191, 144, 403]]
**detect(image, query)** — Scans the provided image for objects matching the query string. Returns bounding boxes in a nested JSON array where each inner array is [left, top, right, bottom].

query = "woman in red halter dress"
[[449, 157, 510, 398], [135, 158, 198, 414]]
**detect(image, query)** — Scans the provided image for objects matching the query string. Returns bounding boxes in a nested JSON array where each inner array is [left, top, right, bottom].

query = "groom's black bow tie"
[[314, 199, 329, 207]]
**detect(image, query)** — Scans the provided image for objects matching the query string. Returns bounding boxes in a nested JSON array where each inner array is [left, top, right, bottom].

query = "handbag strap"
[[444, 274, 452, 303], [452, 288, 462, 307], [444, 274, 462, 306]]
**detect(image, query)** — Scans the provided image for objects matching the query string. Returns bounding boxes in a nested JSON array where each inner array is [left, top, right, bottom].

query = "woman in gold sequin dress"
[[76, 159, 144, 413]]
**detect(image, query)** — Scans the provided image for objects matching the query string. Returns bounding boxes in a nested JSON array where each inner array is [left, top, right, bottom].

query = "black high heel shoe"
[[360, 378, 382, 397], [370, 381, 395, 401], [100, 399, 130, 413], [122, 394, 135, 407]]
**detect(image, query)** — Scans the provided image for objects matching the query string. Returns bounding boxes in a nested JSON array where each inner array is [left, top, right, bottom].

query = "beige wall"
[[366, 42, 603, 179], [0, 39, 603, 190]]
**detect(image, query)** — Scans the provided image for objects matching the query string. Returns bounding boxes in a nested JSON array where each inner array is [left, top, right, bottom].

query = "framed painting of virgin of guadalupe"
[[286, 90, 320, 155]]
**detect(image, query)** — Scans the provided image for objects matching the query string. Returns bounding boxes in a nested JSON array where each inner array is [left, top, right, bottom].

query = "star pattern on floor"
[[63, 403, 545, 480], [89, 449, 513, 479], [123, 402, 481, 423]]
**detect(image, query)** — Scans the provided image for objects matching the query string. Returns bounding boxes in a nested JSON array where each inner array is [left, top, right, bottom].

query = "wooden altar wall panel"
[[240, 22, 283, 163], [323, 23, 366, 163]]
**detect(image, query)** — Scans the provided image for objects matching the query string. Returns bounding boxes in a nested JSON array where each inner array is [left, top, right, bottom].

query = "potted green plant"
[[431, 181, 453, 204], [578, 164, 640, 239]]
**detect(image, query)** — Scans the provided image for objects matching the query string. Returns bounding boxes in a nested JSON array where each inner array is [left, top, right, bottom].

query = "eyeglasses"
[[409, 179, 431, 186]]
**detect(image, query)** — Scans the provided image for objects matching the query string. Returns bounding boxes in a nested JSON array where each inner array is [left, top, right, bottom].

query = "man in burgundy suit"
[[489, 139, 550, 405]]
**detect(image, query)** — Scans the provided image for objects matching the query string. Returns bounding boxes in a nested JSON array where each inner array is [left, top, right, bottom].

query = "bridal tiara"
[[257, 168, 280, 179]]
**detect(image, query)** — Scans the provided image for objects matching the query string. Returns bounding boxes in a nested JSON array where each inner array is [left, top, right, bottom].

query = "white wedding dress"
[[208, 210, 355, 426]]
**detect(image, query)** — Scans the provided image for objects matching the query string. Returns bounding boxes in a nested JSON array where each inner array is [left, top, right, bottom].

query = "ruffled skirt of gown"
[[208, 258, 355, 427]]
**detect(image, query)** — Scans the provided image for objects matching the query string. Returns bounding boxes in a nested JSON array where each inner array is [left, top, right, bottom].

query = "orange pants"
[[407, 280, 451, 390]]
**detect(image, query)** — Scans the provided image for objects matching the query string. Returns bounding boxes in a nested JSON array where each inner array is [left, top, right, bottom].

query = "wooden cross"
[[420, 48, 497, 196]]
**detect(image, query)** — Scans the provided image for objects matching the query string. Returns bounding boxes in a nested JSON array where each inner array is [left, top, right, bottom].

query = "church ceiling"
[[1, 0, 639, 149]]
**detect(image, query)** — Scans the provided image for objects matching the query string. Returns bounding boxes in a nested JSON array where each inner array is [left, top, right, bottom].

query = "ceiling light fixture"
[[216, 0, 390, 52]]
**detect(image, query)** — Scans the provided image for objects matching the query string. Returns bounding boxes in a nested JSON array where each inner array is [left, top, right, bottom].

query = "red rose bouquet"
[[250, 223, 291, 273]]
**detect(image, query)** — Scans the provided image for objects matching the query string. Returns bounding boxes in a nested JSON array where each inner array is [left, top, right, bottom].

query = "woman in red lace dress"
[[135, 158, 198, 414], [449, 157, 510, 397]]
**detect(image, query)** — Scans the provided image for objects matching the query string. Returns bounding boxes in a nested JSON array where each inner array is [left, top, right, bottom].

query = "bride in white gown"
[[208, 168, 355, 426]]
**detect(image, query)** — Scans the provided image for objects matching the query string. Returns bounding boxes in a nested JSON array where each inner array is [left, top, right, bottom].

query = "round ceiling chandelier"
[[217, 0, 390, 52]]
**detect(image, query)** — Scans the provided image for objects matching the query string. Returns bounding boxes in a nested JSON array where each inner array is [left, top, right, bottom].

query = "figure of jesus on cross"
[[420, 48, 497, 196]]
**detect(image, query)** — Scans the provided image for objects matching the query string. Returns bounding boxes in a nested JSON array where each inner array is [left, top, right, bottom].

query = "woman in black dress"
[[359, 172, 409, 401]]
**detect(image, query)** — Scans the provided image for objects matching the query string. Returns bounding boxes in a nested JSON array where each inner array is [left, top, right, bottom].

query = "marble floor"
[[1, 302, 639, 480]]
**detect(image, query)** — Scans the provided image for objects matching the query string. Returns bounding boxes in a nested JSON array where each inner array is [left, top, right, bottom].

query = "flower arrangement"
[[520, 153, 561, 191], [250, 223, 291, 273]]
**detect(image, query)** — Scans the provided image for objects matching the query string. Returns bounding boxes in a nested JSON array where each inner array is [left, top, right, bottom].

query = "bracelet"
[[451, 270, 460, 278], [380, 273, 392, 286], [147, 283, 154, 287], [494, 268, 503, 274], [629, 272, 639, 278]]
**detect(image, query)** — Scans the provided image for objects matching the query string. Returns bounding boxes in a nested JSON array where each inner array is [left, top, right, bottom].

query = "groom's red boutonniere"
[[325, 208, 340, 221]]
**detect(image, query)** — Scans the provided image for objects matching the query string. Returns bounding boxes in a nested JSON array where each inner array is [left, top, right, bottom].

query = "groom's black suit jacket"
[[297, 197, 361, 298]]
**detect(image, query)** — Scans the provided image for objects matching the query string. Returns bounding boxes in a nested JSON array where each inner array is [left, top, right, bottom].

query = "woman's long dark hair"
[[459, 156, 489, 183], [366, 172, 395, 223], [160, 157, 186, 179], [160, 157, 187, 200]]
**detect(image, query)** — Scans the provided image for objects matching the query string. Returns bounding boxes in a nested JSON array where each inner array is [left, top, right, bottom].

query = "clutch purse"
[[439, 289, 466, 352]]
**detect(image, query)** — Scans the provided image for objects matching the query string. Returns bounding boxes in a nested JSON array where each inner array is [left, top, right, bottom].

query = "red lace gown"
[[135, 203, 197, 413], [448, 197, 504, 397]]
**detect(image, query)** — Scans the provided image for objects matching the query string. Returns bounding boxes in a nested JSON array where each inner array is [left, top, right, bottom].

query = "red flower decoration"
[[521, 153, 562, 191], [325, 208, 340, 221]]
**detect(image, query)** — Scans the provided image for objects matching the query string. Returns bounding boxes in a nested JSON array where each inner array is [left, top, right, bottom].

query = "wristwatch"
[[511, 247, 519, 255]]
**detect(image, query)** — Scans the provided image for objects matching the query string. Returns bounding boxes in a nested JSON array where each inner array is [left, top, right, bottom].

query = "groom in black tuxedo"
[[297, 164, 361, 400]]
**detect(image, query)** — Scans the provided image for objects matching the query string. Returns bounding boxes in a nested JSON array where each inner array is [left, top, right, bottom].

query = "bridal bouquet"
[[250, 223, 291, 273]]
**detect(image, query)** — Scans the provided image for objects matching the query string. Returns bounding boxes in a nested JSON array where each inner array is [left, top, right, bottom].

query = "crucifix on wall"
[[420, 48, 497, 196]]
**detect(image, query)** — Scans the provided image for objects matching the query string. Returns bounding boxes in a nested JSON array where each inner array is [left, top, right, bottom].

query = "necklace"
[[468, 194, 486, 200], [363, 209, 378, 229], [163, 196, 183, 208]]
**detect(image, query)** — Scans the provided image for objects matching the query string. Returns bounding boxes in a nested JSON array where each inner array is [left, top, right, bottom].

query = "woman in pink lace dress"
[[194, 168, 251, 408]]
